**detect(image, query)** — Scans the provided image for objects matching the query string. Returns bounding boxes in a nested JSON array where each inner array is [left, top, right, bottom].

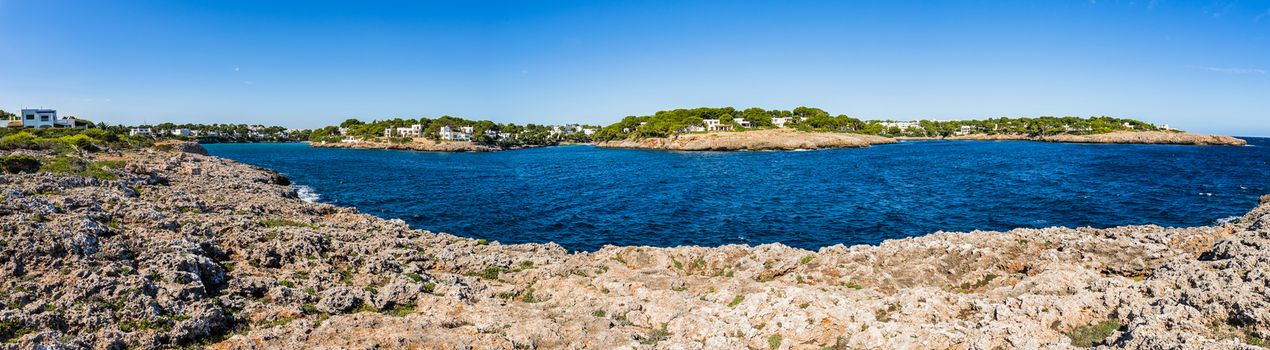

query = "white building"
[[954, 125, 979, 136], [771, 117, 792, 128], [13, 109, 87, 128], [583, 128, 597, 136], [732, 118, 752, 129], [19, 109, 58, 128], [171, 128, 192, 137], [679, 125, 706, 133], [383, 124, 423, 138], [439, 125, 473, 141], [703, 119, 732, 132], [129, 128, 154, 136], [880, 121, 921, 131]]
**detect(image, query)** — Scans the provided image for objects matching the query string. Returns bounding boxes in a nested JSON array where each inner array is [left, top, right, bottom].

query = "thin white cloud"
[[234, 67, 240, 72], [1196, 66, 1267, 74]]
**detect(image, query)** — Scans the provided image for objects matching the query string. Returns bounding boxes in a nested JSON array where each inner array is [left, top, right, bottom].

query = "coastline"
[[594, 128, 896, 151], [310, 139, 508, 152], [3, 143, 1268, 349], [899, 131, 1247, 146]]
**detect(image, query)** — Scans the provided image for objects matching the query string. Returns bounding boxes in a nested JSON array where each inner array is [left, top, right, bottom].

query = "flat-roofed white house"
[[171, 128, 192, 137], [384, 124, 424, 138], [439, 125, 473, 141], [771, 117, 792, 128], [954, 125, 979, 136], [732, 118, 752, 129], [11, 109, 90, 128], [880, 121, 921, 131], [703, 119, 734, 132], [129, 128, 153, 136], [679, 125, 706, 133]]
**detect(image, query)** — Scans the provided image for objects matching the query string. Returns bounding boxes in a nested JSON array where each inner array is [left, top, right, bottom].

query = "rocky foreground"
[[310, 139, 505, 152], [596, 129, 897, 151], [2, 144, 1269, 349]]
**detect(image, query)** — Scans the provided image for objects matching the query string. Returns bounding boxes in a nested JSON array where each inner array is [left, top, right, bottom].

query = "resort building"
[[129, 128, 154, 136], [171, 128, 192, 137], [771, 117, 792, 128], [733, 118, 752, 128], [583, 128, 597, 136]]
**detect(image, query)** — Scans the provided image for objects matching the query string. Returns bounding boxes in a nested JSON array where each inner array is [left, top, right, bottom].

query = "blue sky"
[[1, 0, 1268, 135]]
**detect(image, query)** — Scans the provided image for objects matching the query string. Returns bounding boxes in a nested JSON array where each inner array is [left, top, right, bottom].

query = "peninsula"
[[1, 128, 1267, 349], [301, 107, 1245, 153]]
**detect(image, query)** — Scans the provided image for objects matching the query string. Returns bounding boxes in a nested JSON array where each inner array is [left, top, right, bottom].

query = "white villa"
[[171, 128, 192, 137], [129, 128, 154, 136], [679, 125, 706, 133], [7, 109, 90, 129], [703, 119, 732, 132], [439, 125, 474, 141], [384, 124, 423, 138], [954, 125, 979, 136], [771, 117, 792, 128], [880, 121, 922, 131], [733, 118, 752, 129]]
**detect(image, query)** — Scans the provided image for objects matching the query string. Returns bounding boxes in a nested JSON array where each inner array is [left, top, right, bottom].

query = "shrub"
[[1066, 319, 1120, 347], [0, 319, 34, 343], [0, 156, 40, 174], [767, 334, 783, 350], [727, 295, 745, 307]]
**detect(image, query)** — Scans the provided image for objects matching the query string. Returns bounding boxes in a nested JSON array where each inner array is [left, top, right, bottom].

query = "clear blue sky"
[[1, 0, 1267, 135]]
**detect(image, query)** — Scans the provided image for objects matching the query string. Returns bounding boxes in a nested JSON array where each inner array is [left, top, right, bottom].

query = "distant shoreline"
[[296, 130, 1247, 153]]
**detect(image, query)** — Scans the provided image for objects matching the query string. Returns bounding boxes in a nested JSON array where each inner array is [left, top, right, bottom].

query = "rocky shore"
[[2, 144, 1269, 349], [310, 139, 506, 152], [595, 129, 897, 151], [899, 131, 1247, 146]]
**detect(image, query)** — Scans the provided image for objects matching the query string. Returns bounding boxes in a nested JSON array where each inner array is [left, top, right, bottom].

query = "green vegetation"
[[799, 255, 815, 265], [637, 322, 671, 345], [0, 319, 34, 343], [957, 274, 999, 293], [767, 333, 783, 350], [385, 301, 416, 316], [309, 116, 600, 146], [40, 157, 125, 180], [592, 310, 606, 317], [727, 295, 745, 307], [591, 106, 1167, 140], [259, 218, 316, 229], [1066, 319, 1121, 347], [0, 155, 40, 174]]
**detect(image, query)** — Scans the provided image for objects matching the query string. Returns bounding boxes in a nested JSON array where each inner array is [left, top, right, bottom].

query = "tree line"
[[591, 107, 1167, 140], [309, 116, 601, 146]]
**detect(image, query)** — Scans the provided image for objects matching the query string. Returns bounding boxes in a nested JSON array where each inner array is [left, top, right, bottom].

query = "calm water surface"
[[205, 139, 1270, 251]]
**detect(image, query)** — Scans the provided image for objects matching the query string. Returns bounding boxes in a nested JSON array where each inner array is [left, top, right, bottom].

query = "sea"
[[204, 138, 1270, 252]]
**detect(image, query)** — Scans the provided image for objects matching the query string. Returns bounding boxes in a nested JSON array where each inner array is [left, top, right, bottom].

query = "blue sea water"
[[205, 138, 1270, 252]]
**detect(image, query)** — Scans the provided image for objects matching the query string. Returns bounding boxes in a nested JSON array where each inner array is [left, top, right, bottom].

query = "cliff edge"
[[1, 145, 1267, 349]]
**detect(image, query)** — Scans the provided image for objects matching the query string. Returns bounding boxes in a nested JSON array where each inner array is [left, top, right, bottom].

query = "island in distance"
[[307, 107, 1247, 152]]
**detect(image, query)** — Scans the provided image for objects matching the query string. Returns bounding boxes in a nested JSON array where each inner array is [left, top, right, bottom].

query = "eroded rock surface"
[[0, 144, 1267, 349]]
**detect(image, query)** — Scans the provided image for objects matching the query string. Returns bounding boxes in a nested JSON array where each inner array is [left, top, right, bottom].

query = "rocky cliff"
[[1, 145, 1268, 349]]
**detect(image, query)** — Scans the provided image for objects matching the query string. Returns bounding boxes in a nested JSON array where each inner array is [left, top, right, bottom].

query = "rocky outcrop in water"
[[1, 143, 1268, 349], [596, 129, 896, 151]]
